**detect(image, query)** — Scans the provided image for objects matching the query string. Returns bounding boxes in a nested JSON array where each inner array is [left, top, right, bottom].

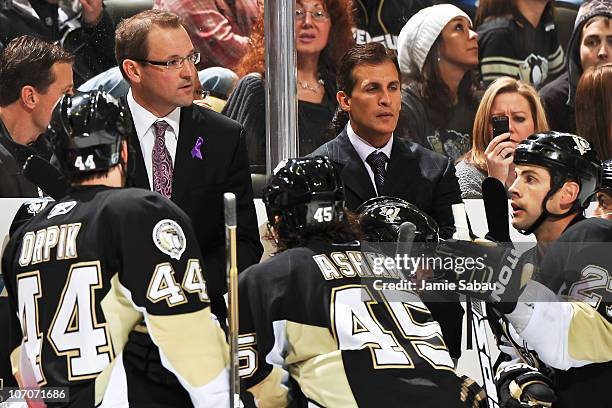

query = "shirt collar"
[[346, 121, 393, 163], [127, 89, 181, 141]]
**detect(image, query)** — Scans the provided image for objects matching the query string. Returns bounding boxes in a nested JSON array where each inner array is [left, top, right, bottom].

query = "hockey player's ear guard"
[[357, 196, 440, 243], [597, 159, 612, 193], [263, 156, 345, 230], [48, 90, 133, 180], [513, 131, 602, 235]]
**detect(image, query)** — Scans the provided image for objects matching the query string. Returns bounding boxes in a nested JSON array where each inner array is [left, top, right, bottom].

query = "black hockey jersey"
[[238, 240, 467, 407], [498, 217, 612, 407], [477, 11, 565, 88], [2, 186, 229, 407]]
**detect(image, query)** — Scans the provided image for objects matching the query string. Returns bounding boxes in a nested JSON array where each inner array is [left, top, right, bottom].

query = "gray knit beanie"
[[397, 4, 471, 77]]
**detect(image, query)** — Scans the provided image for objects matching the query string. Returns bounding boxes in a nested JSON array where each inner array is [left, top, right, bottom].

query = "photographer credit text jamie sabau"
[[371, 253, 496, 292]]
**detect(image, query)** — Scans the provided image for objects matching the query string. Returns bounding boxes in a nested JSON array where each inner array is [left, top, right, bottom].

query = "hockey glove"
[[495, 363, 555, 408], [459, 374, 487, 408], [435, 239, 530, 313], [122, 327, 182, 386]]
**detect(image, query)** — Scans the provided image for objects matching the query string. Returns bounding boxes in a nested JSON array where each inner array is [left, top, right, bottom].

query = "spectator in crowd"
[[353, 0, 431, 50], [476, 0, 565, 88], [396, 4, 481, 161], [115, 10, 262, 321], [540, 0, 611, 133], [456, 76, 549, 198], [311, 43, 464, 359], [575, 64, 611, 160], [222, 0, 354, 172], [0, 0, 115, 86], [154, 0, 259, 69], [0, 36, 73, 197]]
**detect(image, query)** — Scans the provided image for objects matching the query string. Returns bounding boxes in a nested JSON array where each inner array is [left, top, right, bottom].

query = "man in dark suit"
[[0, 36, 74, 198], [312, 43, 461, 239], [115, 10, 262, 319], [312, 43, 464, 359]]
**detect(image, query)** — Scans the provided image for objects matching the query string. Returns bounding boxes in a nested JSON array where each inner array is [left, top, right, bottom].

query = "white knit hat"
[[397, 4, 471, 77]]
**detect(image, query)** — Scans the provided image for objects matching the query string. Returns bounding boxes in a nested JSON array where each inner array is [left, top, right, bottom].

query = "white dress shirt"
[[346, 121, 393, 195], [127, 89, 181, 189]]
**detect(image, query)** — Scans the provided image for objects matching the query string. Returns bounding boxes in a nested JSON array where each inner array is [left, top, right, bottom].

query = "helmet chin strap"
[[519, 187, 577, 236]]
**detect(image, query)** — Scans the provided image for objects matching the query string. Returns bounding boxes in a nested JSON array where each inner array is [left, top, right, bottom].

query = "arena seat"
[[555, 1, 579, 54], [104, 0, 154, 24]]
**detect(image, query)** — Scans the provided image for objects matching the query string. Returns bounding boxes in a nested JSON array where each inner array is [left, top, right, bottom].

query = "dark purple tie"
[[152, 120, 173, 199], [366, 151, 387, 196]]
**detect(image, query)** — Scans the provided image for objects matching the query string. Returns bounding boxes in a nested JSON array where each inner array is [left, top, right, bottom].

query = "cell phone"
[[491, 115, 510, 137]]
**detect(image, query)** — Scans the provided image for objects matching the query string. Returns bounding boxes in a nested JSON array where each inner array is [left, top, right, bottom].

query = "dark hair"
[[115, 10, 186, 81], [475, 0, 553, 27], [270, 210, 363, 252], [235, 0, 355, 78], [406, 37, 481, 128], [0, 36, 73, 107], [575, 64, 612, 160], [329, 43, 400, 135]]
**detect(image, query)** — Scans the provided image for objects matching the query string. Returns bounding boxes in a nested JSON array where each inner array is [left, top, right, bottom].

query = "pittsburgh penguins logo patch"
[[518, 54, 548, 88], [24, 198, 53, 215], [153, 219, 187, 260], [379, 206, 401, 223], [571, 135, 591, 155]]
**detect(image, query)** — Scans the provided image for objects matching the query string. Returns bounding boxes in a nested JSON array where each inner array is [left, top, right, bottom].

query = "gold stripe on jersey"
[[548, 46, 565, 74], [100, 274, 142, 355], [147, 308, 229, 387], [284, 321, 358, 407], [94, 358, 118, 406], [481, 62, 521, 79], [568, 302, 612, 363], [247, 366, 288, 408], [10, 346, 21, 376]]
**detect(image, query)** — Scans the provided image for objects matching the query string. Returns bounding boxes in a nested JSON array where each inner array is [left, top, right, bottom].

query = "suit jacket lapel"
[[171, 105, 200, 203], [382, 138, 419, 199], [128, 118, 150, 190], [335, 131, 376, 204]]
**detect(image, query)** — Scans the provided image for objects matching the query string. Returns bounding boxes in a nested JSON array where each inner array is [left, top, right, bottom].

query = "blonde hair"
[[463, 76, 549, 172]]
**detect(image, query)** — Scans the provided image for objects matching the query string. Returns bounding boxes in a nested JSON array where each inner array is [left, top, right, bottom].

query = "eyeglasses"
[[295, 9, 329, 21], [131, 52, 201, 69]]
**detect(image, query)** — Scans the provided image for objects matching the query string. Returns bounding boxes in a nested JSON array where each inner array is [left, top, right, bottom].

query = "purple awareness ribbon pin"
[[191, 137, 204, 159]]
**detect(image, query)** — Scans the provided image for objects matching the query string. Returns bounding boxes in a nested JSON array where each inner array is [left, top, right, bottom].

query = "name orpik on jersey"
[[18, 223, 81, 267]]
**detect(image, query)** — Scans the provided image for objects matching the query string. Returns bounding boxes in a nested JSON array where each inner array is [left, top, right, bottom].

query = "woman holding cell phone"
[[455, 76, 549, 198]]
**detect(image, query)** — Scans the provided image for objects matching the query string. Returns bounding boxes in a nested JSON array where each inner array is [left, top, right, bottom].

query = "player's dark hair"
[[329, 43, 400, 135], [270, 210, 363, 253], [0, 36, 74, 106]]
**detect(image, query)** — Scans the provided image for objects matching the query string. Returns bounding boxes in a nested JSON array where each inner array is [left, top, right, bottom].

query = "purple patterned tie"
[[152, 120, 173, 198]]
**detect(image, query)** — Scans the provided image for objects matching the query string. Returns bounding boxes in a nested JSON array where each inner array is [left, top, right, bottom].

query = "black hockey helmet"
[[598, 159, 612, 192], [263, 156, 345, 230], [357, 196, 440, 243], [48, 90, 133, 179], [513, 131, 602, 234]]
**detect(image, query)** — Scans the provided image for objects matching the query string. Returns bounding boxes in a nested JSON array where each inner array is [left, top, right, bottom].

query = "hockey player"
[[237, 156, 484, 408], [438, 132, 612, 407], [593, 159, 612, 220], [1, 90, 230, 407]]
